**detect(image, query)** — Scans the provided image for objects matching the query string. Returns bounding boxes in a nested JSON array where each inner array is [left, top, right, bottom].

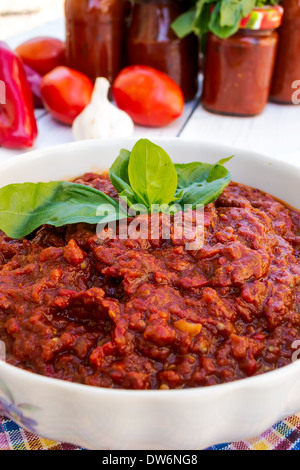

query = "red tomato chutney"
[[65, 0, 125, 84], [202, 6, 283, 116], [0, 172, 299, 390], [126, 0, 199, 102], [270, 0, 300, 104]]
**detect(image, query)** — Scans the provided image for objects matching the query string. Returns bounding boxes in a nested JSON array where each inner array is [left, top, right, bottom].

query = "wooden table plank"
[[5, 18, 65, 48], [180, 99, 300, 167], [0, 98, 199, 163]]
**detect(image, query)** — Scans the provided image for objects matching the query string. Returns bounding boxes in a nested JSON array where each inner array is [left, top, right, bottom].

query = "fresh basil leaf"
[[128, 139, 178, 208], [176, 162, 215, 189], [174, 157, 233, 208], [220, 0, 255, 27], [218, 156, 235, 165], [0, 139, 235, 240], [109, 148, 131, 193], [194, 3, 214, 35], [0, 182, 127, 239], [241, 0, 256, 17], [193, 0, 216, 35], [172, 0, 276, 39], [109, 148, 137, 207], [171, 8, 196, 38], [209, 2, 240, 38]]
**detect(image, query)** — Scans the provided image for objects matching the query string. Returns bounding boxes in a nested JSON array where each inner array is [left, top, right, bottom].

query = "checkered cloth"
[[1, 412, 300, 450]]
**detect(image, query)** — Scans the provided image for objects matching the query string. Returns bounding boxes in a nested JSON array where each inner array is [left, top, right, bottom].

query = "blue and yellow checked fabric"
[[1, 413, 300, 450]]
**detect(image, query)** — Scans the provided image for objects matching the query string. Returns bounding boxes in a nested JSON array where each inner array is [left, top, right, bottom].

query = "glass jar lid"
[[240, 5, 284, 30]]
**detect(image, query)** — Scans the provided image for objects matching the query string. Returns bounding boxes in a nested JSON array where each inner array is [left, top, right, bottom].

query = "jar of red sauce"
[[124, 0, 133, 27], [202, 6, 283, 116], [270, 0, 300, 104], [65, 0, 125, 84], [126, 0, 199, 102]]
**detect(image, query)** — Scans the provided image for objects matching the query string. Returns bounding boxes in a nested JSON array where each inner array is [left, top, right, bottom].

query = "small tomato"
[[16, 37, 66, 76], [40, 66, 94, 125], [112, 65, 184, 127]]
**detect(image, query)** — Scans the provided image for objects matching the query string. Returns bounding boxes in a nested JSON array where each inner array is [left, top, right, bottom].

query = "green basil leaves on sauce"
[[111, 139, 232, 210], [0, 139, 233, 239], [174, 157, 233, 208], [108, 148, 136, 206], [0, 182, 127, 239], [110, 140, 178, 208], [128, 139, 178, 207]]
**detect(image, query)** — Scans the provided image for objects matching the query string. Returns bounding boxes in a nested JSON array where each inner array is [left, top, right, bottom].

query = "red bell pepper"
[[24, 64, 44, 109], [0, 41, 38, 149]]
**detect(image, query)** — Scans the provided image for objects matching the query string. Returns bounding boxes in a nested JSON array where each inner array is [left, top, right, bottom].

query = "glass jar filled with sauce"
[[202, 6, 283, 116], [127, 0, 199, 102], [65, 0, 125, 84], [270, 0, 300, 104], [124, 0, 133, 27]]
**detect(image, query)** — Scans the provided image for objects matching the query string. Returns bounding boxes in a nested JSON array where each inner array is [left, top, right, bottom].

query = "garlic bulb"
[[72, 77, 134, 140]]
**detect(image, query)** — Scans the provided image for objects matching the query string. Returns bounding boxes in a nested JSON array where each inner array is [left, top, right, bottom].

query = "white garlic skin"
[[72, 77, 134, 140]]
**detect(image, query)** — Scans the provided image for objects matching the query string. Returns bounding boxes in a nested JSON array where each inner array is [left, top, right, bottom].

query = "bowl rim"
[[0, 136, 299, 175], [0, 137, 299, 399], [1, 353, 300, 399]]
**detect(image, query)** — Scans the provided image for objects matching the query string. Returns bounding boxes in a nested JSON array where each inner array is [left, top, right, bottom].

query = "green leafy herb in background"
[[173, 0, 281, 39], [0, 139, 233, 239]]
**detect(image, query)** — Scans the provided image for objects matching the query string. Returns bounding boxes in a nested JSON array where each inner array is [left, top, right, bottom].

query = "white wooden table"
[[1, 17, 300, 168]]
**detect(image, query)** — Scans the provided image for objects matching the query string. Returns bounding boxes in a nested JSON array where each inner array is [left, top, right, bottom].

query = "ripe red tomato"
[[15, 37, 66, 76], [40, 66, 94, 125], [112, 65, 184, 127]]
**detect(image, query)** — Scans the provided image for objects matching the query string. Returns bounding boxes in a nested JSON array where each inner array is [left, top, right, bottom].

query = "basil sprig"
[[111, 139, 233, 211], [174, 157, 233, 207], [0, 182, 127, 239], [0, 139, 232, 239], [172, 0, 280, 39], [109, 139, 178, 209]]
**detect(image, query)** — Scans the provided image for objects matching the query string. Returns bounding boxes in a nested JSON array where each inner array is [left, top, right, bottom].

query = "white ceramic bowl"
[[0, 138, 299, 450]]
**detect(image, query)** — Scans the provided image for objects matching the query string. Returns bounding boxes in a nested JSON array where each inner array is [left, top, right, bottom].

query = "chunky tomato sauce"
[[270, 0, 300, 104], [0, 173, 299, 390]]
